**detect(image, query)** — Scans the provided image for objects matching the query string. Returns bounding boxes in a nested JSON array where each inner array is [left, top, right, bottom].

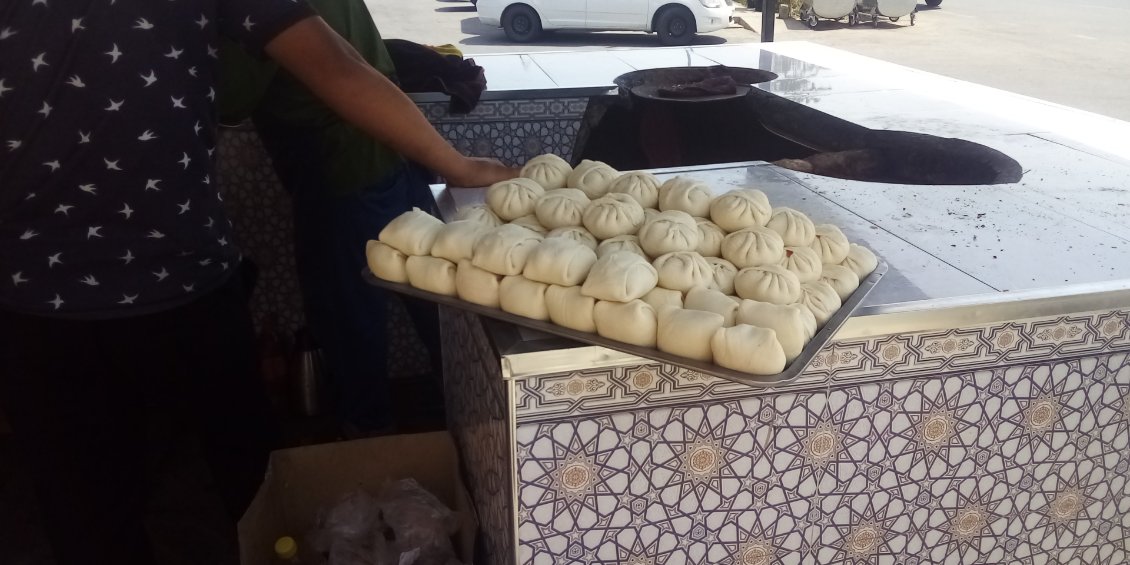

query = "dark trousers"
[[0, 273, 277, 565]]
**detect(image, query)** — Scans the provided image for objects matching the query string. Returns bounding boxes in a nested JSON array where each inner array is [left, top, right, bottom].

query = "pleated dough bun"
[[653, 251, 714, 293], [711, 325, 786, 375], [455, 204, 504, 227], [486, 178, 545, 221], [720, 226, 785, 268], [597, 234, 648, 260], [431, 220, 491, 263], [455, 260, 503, 308], [658, 177, 712, 217], [766, 207, 817, 247], [779, 246, 823, 283], [704, 257, 738, 295], [366, 240, 408, 283], [582, 193, 646, 240], [593, 299, 658, 347], [685, 287, 739, 327], [811, 224, 850, 264], [547, 226, 598, 251], [523, 238, 598, 287], [797, 280, 842, 327], [510, 214, 548, 235], [499, 276, 550, 320], [545, 285, 597, 332], [641, 287, 684, 312], [638, 210, 700, 258], [658, 306, 725, 362], [841, 243, 879, 279], [471, 224, 544, 276], [405, 256, 457, 296], [521, 154, 572, 190], [378, 207, 444, 256], [607, 171, 661, 208], [734, 264, 802, 304], [736, 300, 815, 362], [695, 218, 725, 258], [568, 159, 619, 199], [534, 188, 590, 229], [709, 189, 772, 232], [821, 264, 860, 302], [580, 251, 658, 302]]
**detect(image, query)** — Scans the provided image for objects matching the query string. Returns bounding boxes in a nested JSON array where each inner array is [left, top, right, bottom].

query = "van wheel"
[[502, 5, 542, 42], [655, 6, 696, 46]]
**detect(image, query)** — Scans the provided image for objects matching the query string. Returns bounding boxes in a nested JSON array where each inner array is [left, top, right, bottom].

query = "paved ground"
[[366, 0, 1130, 121]]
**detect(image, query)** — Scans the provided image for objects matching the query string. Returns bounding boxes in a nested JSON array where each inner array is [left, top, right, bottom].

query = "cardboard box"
[[239, 431, 475, 564]]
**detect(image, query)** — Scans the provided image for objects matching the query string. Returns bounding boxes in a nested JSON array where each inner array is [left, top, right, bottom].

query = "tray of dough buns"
[[364, 155, 886, 385]]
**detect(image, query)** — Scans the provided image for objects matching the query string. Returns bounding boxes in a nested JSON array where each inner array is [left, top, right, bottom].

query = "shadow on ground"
[[436, 5, 477, 12], [458, 17, 730, 48]]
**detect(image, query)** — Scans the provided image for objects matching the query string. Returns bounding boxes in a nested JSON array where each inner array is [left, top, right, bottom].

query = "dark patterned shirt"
[[0, 0, 313, 318]]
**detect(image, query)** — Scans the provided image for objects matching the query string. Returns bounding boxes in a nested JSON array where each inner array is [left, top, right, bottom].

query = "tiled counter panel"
[[443, 307, 1130, 565], [417, 98, 589, 166]]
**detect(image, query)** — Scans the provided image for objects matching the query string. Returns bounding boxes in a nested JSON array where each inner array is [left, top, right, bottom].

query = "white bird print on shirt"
[[188, 66, 198, 77], [204, 217, 215, 228], [6, 140, 21, 150], [178, 153, 191, 169], [193, 121, 202, 135], [104, 158, 122, 171], [242, 16, 255, 31], [120, 250, 134, 264], [140, 70, 157, 87], [138, 130, 157, 141], [202, 174, 210, 184], [48, 294, 64, 310], [47, 252, 63, 267], [164, 46, 183, 59], [71, 18, 84, 32], [153, 268, 169, 281], [171, 96, 186, 109], [118, 203, 134, 219], [12, 272, 28, 286], [207, 87, 215, 101], [199, 258, 212, 266], [66, 75, 85, 88], [31, 52, 48, 72], [87, 226, 103, 239], [54, 204, 73, 215], [78, 131, 91, 144], [38, 101, 52, 117], [106, 99, 124, 111], [177, 199, 191, 214], [0, 79, 12, 98], [79, 275, 99, 286], [206, 147, 214, 158], [217, 236, 228, 246], [0, 27, 17, 40], [147, 230, 165, 239], [195, 14, 208, 29], [20, 229, 38, 240], [118, 294, 138, 305], [43, 160, 61, 171], [182, 283, 195, 293], [79, 184, 96, 194], [24, 192, 36, 200], [106, 44, 122, 63], [145, 179, 161, 191], [32, 0, 47, 6], [206, 45, 218, 59], [134, 18, 154, 30]]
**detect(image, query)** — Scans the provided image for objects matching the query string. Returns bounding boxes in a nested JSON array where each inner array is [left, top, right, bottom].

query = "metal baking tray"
[[364, 262, 886, 387]]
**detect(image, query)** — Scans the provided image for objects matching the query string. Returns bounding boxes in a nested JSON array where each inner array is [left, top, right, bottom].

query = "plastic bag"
[[377, 479, 461, 565], [311, 490, 393, 565]]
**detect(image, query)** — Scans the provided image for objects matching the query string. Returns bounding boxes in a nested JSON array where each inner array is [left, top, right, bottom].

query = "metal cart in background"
[[855, 0, 917, 26], [799, 0, 858, 28]]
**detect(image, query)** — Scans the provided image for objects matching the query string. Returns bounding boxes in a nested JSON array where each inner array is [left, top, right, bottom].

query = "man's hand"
[[446, 157, 519, 188]]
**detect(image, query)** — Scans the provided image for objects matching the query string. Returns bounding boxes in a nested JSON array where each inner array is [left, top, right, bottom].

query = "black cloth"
[[384, 39, 486, 114], [0, 272, 278, 565]]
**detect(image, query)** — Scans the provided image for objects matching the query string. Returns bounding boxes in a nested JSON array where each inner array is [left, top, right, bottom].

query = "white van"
[[476, 0, 735, 46]]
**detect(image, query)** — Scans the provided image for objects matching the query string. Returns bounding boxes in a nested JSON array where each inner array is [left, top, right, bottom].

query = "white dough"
[[841, 243, 879, 279], [643, 208, 660, 224], [695, 218, 725, 258], [711, 325, 787, 375], [593, 299, 658, 347], [430, 220, 490, 263], [797, 280, 842, 327], [521, 154, 572, 190], [709, 189, 772, 232], [653, 251, 714, 292], [486, 178, 545, 221], [471, 224, 544, 276], [720, 226, 785, 268], [534, 188, 590, 229], [736, 300, 814, 362], [765, 207, 816, 247], [734, 264, 802, 304], [582, 193, 645, 240], [365, 240, 408, 283], [545, 285, 597, 332], [405, 256, 457, 296], [567, 159, 618, 199], [704, 257, 737, 295], [607, 171, 661, 208], [455, 260, 503, 308], [657, 176, 712, 217], [637, 210, 700, 258], [685, 287, 739, 327], [510, 214, 548, 235], [640, 287, 683, 311], [779, 246, 823, 283], [658, 306, 725, 362], [523, 238, 598, 287], [596, 234, 648, 260], [547, 226, 598, 250], [810, 224, 850, 264], [378, 207, 444, 256], [581, 251, 658, 302], [499, 276, 550, 320], [821, 264, 860, 302], [455, 204, 503, 227]]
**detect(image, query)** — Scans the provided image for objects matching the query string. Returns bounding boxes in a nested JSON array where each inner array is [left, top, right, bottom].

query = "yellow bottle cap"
[[274, 536, 297, 560]]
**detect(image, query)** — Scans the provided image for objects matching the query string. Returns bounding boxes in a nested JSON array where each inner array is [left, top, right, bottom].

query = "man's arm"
[[264, 16, 517, 187]]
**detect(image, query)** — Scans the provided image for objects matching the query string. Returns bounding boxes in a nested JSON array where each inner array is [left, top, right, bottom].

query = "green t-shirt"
[[219, 0, 402, 196]]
